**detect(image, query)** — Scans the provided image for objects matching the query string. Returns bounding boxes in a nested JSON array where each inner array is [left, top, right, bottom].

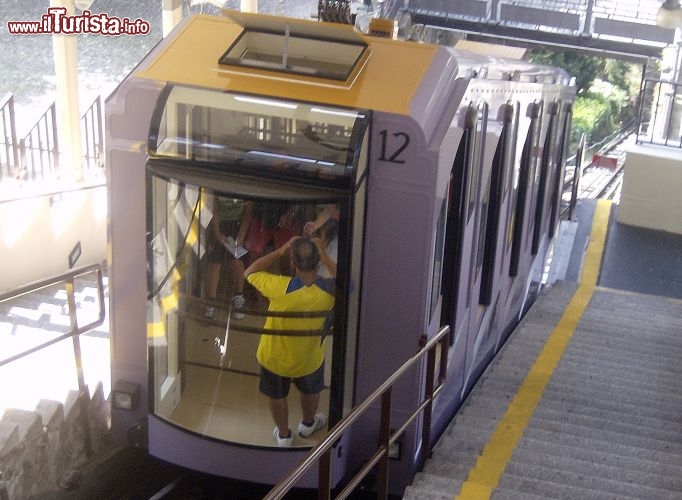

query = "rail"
[[0, 94, 19, 182], [19, 102, 59, 181], [0, 94, 104, 191], [265, 325, 451, 500], [0, 263, 106, 367], [636, 77, 682, 148], [0, 263, 106, 456], [81, 95, 104, 174]]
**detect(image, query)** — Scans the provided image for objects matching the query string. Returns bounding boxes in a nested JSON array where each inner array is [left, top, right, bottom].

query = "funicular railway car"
[[105, 11, 575, 496]]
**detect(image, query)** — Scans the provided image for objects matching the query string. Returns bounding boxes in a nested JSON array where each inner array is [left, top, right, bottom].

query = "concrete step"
[[480, 375, 682, 417], [503, 459, 681, 499], [521, 426, 682, 466], [529, 405, 682, 445], [533, 395, 682, 435], [561, 343, 682, 377], [510, 446, 682, 494], [402, 472, 462, 500], [525, 413, 682, 457], [514, 434, 682, 480], [497, 469, 642, 500], [553, 354, 682, 391]]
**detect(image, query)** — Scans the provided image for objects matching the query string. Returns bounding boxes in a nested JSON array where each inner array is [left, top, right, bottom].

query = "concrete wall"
[[0, 383, 110, 499], [0, 186, 107, 292], [618, 144, 682, 235]]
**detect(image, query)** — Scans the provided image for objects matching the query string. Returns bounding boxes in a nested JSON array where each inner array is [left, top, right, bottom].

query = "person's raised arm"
[[244, 236, 297, 277], [311, 237, 337, 279]]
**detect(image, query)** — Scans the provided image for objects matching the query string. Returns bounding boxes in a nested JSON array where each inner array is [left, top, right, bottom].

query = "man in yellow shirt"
[[245, 237, 335, 447]]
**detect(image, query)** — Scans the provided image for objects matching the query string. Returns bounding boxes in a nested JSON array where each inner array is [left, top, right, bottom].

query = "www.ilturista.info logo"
[[7, 7, 150, 36]]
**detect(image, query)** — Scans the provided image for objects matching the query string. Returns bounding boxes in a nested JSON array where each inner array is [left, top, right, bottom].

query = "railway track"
[[562, 130, 635, 216]]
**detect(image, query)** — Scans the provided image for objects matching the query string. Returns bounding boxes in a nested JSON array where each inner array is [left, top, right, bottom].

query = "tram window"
[[509, 103, 541, 277], [430, 199, 447, 319], [146, 172, 354, 448], [479, 104, 514, 305], [549, 103, 572, 238], [148, 86, 369, 190], [503, 102, 520, 257], [440, 135, 468, 329], [475, 182, 490, 283], [466, 103, 488, 222], [532, 102, 559, 255], [218, 12, 368, 81]]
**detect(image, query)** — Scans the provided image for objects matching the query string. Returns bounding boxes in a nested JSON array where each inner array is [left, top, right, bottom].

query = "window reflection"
[[149, 86, 367, 188]]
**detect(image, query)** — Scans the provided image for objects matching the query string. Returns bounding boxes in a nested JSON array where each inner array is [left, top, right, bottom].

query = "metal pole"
[[568, 134, 585, 220], [66, 278, 94, 457], [51, 0, 82, 181], [162, 0, 183, 38]]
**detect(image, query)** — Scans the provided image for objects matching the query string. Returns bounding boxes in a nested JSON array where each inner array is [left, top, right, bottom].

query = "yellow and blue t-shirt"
[[247, 272, 335, 378]]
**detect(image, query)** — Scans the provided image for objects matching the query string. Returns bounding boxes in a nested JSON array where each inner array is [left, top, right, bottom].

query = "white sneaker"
[[273, 427, 293, 447], [298, 413, 326, 438], [231, 294, 246, 320]]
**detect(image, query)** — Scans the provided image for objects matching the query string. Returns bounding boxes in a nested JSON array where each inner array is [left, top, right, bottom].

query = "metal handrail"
[[637, 77, 682, 148], [0, 263, 105, 368], [0, 263, 105, 458], [19, 102, 59, 181], [0, 94, 104, 190], [0, 93, 19, 182], [265, 324, 450, 500]]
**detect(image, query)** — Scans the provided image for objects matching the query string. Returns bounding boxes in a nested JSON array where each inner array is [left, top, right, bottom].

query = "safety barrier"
[[637, 77, 682, 148], [0, 263, 106, 454], [0, 94, 103, 190], [265, 325, 450, 500]]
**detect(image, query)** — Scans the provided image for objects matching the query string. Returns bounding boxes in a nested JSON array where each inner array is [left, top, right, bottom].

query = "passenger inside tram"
[[203, 195, 252, 320], [244, 237, 335, 446], [146, 188, 346, 447]]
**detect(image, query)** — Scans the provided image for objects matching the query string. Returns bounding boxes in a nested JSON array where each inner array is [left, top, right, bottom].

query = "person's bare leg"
[[269, 397, 290, 437], [230, 259, 245, 295], [300, 392, 320, 423], [205, 261, 221, 300]]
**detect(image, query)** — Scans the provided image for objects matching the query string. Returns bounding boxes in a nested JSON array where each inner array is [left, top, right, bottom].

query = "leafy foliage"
[[528, 48, 640, 152]]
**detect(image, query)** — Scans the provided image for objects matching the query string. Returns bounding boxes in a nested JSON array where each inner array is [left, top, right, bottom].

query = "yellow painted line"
[[455, 200, 612, 499], [579, 199, 611, 286]]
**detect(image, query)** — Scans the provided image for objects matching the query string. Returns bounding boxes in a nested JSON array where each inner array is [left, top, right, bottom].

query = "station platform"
[[403, 198, 682, 499]]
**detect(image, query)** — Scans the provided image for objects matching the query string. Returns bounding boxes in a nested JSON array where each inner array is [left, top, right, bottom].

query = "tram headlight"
[[112, 380, 140, 411]]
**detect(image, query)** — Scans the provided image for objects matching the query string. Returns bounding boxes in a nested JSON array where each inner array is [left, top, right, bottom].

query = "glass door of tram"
[[144, 85, 368, 448]]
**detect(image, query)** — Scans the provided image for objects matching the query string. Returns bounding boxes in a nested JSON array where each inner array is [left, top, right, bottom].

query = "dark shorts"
[[206, 220, 240, 263], [259, 363, 325, 400]]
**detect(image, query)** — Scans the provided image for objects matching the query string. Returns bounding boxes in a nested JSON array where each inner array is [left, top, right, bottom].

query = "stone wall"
[[0, 382, 110, 499]]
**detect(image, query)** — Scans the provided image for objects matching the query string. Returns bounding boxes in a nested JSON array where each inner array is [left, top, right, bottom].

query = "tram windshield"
[[145, 87, 367, 448], [148, 85, 368, 189], [147, 176, 354, 447]]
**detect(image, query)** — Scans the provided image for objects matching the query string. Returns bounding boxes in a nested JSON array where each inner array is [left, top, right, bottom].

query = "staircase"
[[404, 281, 682, 499]]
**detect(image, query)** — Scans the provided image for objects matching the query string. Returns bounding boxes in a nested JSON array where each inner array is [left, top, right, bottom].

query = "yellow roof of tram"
[[134, 13, 440, 115]]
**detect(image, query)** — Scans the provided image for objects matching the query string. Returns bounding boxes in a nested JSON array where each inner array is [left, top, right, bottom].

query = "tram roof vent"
[[219, 10, 368, 82]]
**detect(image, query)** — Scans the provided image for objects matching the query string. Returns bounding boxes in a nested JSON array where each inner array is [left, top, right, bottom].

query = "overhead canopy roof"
[[407, 0, 675, 60]]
